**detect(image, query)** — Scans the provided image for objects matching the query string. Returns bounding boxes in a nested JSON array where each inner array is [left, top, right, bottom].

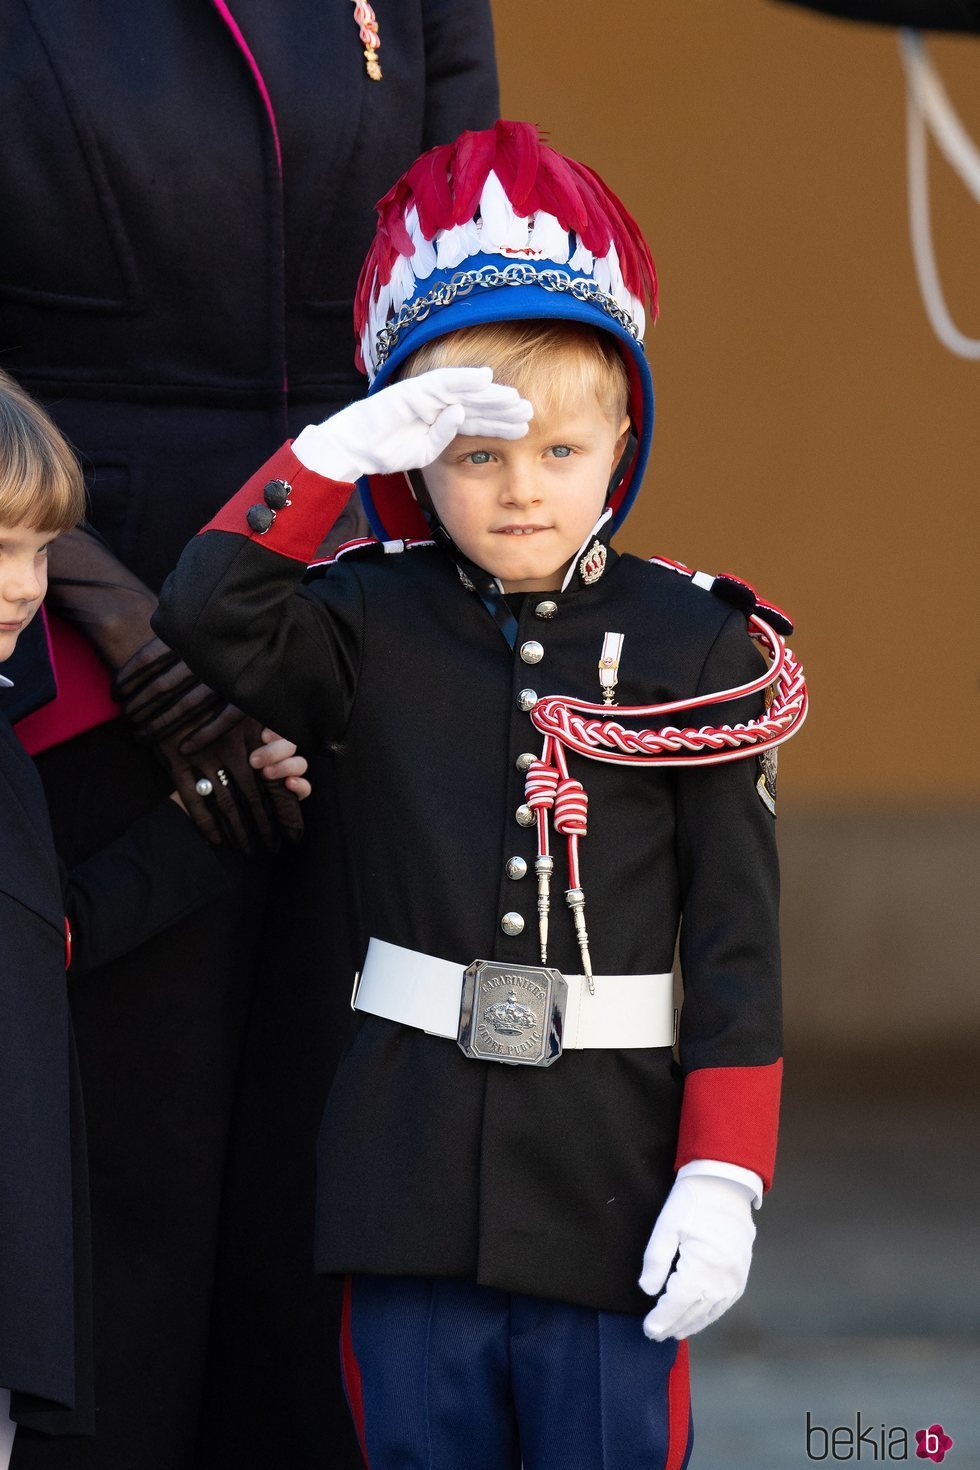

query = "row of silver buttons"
[[502, 602, 556, 936]]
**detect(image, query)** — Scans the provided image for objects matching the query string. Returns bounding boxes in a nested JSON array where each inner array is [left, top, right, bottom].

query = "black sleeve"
[[64, 801, 238, 976], [675, 611, 782, 1074], [421, 0, 500, 150], [672, 610, 784, 1186], [154, 530, 364, 756]]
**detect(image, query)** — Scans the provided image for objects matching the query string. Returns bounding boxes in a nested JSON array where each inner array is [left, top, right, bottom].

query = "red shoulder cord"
[[523, 612, 808, 991]]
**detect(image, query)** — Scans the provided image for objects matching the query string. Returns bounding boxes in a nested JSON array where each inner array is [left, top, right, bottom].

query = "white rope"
[[899, 30, 980, 360]]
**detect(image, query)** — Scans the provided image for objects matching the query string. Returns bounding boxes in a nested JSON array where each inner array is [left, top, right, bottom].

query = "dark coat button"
[[263, 478, 291, 510], [246, 503, 275, 534]]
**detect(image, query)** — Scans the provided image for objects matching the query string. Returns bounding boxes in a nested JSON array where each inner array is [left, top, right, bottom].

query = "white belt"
[[352, 938, 677, 1051]]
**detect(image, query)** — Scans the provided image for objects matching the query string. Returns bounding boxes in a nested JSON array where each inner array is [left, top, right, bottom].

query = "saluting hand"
[[291, 366, 533, 483]]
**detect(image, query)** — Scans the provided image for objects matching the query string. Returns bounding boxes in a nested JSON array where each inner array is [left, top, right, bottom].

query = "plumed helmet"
[[352, 120, 658, 541]]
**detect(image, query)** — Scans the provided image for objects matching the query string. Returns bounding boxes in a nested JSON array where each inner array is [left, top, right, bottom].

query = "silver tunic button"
[[515, 752, 535, 773], [535, 600, 558, 620], [515, 804, 535, 827], [506, 856, 528, 880], [517, 688, 538, 712], [500, 912, 525, 937], [520, 640, 544, 665]]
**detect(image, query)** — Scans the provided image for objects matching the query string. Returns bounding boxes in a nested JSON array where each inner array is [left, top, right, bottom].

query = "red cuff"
[[202, 442, 355, 564], [674, 1059, 783, 1192]]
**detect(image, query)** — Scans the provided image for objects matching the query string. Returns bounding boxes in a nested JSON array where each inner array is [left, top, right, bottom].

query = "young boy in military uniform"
[[155, 122, 806, 1469]]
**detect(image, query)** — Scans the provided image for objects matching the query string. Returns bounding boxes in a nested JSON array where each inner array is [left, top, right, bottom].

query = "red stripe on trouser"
[[665, 1339, 691, 1470], [340, 1276, 370, 1467]]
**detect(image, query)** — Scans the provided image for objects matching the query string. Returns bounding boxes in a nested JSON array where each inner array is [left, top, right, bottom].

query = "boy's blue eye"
[[468, 450, 492, 465], [550, 445, 572, 458]]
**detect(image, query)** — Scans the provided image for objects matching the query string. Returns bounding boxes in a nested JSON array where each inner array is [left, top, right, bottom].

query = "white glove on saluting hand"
[[639, 1175, 756, 1341], [291, 366, 533, 484]]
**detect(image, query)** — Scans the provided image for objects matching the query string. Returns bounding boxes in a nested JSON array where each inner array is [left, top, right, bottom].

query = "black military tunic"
[[155, 445, 784, 1319]]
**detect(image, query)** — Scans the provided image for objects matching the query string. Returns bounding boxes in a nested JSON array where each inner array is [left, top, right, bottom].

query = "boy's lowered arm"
[[672, 610, 783, 1193]]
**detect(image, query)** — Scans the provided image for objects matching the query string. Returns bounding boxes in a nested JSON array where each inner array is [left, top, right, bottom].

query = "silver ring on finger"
[[216, 768, 230, 787]]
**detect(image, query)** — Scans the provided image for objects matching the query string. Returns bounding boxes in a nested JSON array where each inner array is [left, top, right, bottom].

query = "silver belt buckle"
[[457, 960, 568, 1067]]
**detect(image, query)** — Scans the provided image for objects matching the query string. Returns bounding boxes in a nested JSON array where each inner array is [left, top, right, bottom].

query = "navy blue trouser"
[[340, 1275, 693, 1470]]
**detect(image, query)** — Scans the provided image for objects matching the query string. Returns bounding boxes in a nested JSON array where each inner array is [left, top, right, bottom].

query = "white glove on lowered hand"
[[639, 1175, 756, 1341], [291, 366, 533, 484]]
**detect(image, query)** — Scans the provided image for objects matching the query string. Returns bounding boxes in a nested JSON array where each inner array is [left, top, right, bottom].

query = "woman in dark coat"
[[0, 4, 499, 1467]]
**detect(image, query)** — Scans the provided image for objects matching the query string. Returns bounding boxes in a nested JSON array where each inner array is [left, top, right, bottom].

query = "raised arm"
[[154, 369, 532, 751]]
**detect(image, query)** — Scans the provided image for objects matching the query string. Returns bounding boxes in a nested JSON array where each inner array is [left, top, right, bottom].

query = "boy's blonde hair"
[[399, 320, 630, 426], [0, 367, 85, 532]]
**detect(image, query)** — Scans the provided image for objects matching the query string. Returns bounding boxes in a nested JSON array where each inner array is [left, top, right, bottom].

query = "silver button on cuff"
[[535, 600, 558, 619], [520, 640, 544, 664], [500, 912, 525, 936], [517, 689, 538, 712], [506, 856, 528, 880], [515, 752, 535, 773], [515, 804, 535, 827]]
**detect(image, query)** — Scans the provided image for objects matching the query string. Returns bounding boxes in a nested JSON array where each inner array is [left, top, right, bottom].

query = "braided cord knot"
[[525, 760, 559, 810], [553, 778, 588, 836]]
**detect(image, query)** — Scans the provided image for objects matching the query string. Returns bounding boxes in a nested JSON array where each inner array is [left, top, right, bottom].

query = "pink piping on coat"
[[209, 0, 288, 391], [209, 0, 283, 173]]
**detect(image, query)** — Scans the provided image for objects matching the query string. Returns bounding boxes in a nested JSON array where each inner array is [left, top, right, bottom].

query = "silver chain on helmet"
[[374, 264, 643, 368]]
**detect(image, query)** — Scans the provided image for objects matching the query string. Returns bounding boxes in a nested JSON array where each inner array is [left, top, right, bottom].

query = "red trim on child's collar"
[[14, 613, 121, 757]]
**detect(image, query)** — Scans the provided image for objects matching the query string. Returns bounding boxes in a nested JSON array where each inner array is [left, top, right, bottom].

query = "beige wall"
[[492, 0, 979, 803]]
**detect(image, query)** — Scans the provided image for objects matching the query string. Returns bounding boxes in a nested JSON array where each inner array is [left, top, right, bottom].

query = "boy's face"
[[422, 392, 630, 593], [0, 523, 51, 663]]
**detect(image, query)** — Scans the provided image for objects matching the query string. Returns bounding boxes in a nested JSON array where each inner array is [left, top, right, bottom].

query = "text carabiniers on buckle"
[[457, 960, 568, 1067]]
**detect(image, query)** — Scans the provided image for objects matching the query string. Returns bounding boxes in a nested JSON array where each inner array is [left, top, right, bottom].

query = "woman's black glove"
[[156, 707, 305, 855], [46, 527, 304, 853]]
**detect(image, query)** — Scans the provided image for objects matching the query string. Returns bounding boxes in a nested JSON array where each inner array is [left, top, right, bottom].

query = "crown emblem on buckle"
[[579, 541, 607, 585], [483, 993, 537, 1037]]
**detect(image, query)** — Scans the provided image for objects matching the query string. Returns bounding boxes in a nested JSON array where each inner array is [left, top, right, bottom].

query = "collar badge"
[[579, 541, 607, 585]]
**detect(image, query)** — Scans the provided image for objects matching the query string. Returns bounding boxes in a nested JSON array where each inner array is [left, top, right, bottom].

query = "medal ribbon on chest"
[[352, 0, 382, 79]]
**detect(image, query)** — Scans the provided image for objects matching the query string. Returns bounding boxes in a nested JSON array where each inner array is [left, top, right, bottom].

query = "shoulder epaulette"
[[647, 555, 794, 637], [307, 536, 436, 572]]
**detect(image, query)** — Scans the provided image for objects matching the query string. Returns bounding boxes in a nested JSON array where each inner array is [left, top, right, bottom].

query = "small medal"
[[352, 1, 382, 80], [598, 631, 624, 705]]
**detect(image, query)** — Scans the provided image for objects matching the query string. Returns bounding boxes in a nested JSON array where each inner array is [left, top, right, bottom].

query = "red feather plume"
[[450, 128, 500, 224], [354, 120, 659, 350]]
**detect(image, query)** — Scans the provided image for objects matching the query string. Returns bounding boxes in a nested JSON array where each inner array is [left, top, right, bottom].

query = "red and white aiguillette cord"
[[523, 614, 808, 990]]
